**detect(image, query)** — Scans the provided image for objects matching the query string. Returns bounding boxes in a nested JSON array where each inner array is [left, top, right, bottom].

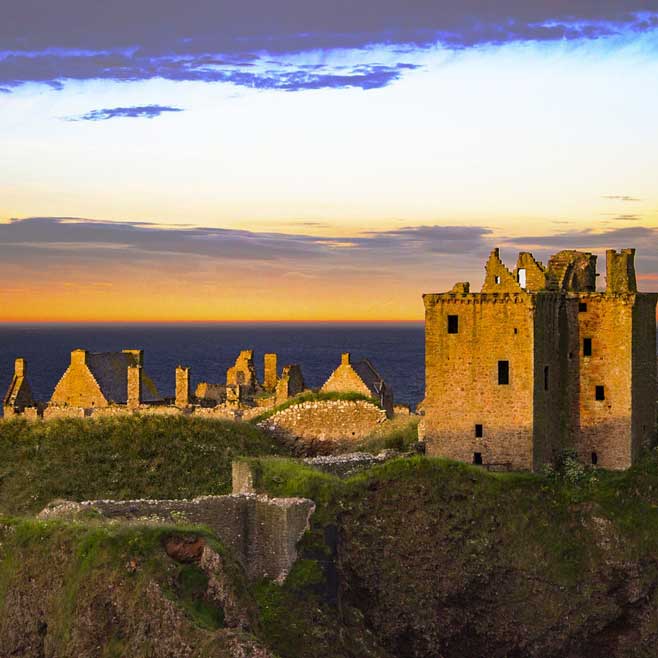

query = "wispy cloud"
[[602, 194, 642, 202], [67, 104, 183, 121], [610, 214, 641, 221]]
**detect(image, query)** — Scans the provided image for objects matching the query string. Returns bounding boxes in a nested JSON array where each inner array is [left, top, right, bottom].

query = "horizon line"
[[0, 319, 425, 325]]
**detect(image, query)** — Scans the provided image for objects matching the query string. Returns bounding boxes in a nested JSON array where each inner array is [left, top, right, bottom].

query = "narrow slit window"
[[473, 452, 483, 465], [447, 315, 459, 334], [583, 338, 592, 357], [544, 366, 549, 391], [579, 302, 588, 312], [475, 424, 483, 438], [517, 268, 527, 289], [591, 452, 598, 465], [495, 275, 501, 285], [595, 385, 605, 401], [498, 360, 510, 385]]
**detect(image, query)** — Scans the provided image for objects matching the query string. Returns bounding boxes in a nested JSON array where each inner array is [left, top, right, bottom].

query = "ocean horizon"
[[0, 322, 425, 408]]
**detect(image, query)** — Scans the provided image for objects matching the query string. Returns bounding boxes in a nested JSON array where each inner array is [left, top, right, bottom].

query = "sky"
[[1, 1, 658, 321]]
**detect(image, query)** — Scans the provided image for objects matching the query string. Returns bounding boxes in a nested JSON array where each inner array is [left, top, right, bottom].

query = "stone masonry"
[[421, 247, 657, 471], [39, 492, 315, 583], [259, 399, 387, 445]]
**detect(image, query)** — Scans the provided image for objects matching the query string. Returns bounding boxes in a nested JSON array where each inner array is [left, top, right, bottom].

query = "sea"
[[0, 323, 425, 408]]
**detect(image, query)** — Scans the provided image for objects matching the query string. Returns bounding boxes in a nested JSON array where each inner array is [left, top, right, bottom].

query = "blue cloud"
[[0, 52, 420, 92], [69, 105, 183, 121], [0, 2, 656, 92]]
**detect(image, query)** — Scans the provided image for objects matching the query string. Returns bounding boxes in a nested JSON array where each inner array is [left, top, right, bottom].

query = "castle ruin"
[[3, 348, 393, 442], [420, 248, 657, 471]]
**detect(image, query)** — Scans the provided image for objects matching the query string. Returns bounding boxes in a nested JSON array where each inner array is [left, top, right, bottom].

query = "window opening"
[[591, 452, 598, 465], [579, 302, 588, 312], [517, 268, 527, 289], [447, 315, 459, 334], [473, 452, 483, 465], [583, 338, 592, 357], [475, 424, 483, 438], [498, 360, 510, 385], [544, 366, 549, 391], [495, 276, 501, 285], [595, 385, 605, 401]]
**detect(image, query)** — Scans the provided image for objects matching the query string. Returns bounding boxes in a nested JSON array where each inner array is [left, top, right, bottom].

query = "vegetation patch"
[[0, 415, 288, 515]]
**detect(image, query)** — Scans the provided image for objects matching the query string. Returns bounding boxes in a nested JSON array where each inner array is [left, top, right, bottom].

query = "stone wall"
[[632, 295, 658, 458], [421, 292, 537, 470], [39, 493, 315, 583], [259, 399, 387, 444]]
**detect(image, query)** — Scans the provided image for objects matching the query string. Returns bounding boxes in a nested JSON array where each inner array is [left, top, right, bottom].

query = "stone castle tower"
[[420, 248, 657, 471]]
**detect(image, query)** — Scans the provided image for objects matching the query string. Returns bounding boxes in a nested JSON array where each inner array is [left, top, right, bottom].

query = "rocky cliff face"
[[248, 455, 658, 658], [336, 464, 658, 658], [0, 521, 274, 658]]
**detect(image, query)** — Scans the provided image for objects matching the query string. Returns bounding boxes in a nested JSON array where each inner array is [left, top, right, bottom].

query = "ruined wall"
[[320, 355, 372, 399], [42, 405, 88, 420], [421, 292, 537, 470], [480, 249, 523, 294], [39, 494, 315, 583], [260, 399, 387, 444], [275, 365, 305, 405], [50, 353, 108, 409], [3, 358, 35, 415], [194, 382, 225, 403], [226, 350, 258, 392]]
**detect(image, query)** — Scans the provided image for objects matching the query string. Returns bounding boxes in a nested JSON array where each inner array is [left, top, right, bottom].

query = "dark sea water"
[[0, 323, 425, 408]]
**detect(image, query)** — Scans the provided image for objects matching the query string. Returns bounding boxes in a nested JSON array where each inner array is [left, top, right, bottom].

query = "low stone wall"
[[258, 399, 387, 444], [39, 494, 315, 583], [302, 451, 401, 477], [25, 403, 266, 423]]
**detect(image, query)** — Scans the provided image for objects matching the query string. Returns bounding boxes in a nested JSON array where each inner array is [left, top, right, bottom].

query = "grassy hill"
[[0, 415, 287, 515]]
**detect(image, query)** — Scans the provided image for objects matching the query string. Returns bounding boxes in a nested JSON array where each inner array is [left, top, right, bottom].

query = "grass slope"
[[0, 416, 287, 515]]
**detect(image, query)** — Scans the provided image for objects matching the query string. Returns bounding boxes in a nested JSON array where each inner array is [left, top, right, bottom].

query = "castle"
[[4, 246, 657, 471], [420, 248, 657, 471]]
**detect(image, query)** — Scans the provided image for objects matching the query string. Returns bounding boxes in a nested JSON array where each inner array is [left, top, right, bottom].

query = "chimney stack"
[[175, 365, 190, 407], [264, 353, 278, 391], [127, 365, 143, 408], [606, 249, 637, 293], [14, 357, 26, 377]]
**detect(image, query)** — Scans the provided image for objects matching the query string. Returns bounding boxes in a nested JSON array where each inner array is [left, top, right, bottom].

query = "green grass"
[[353, 415, 420, 452], [0, 415, 288, 515], [249, 390, 381, 424]]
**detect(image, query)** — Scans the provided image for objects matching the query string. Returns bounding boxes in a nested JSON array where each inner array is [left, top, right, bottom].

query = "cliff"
[[3, 417, 658, 656]]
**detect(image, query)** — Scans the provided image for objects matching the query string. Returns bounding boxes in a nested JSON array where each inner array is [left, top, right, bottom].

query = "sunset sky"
[[1, 2, 658, 321]]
